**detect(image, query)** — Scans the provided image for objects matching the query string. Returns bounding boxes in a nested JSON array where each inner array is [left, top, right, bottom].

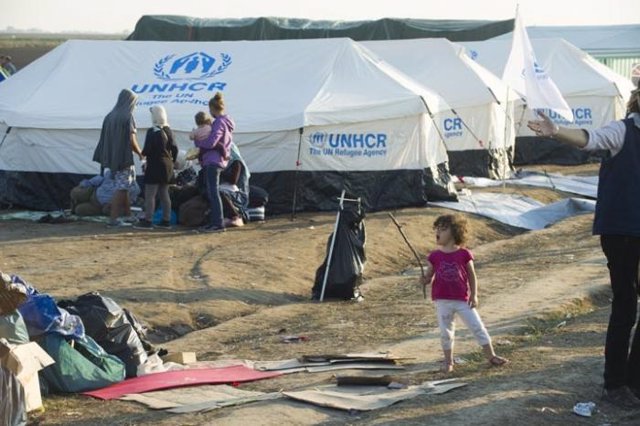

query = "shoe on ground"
[[106, 219, 132, 228], [223, 217, 244, 228], [154, 220, 172, 229], [601, 386, 640, 409], [133, 219, 154, 229], [198, 224, 225, 233], [122, 215, 139, 224]]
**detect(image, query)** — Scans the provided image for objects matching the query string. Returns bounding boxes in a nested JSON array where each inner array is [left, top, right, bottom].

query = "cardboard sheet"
[[120, 384, 266, 409], [0, 339, 54, 411], [283, 379, 466, 411]]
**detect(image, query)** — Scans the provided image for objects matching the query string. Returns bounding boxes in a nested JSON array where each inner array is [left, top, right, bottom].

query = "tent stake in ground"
[[0, 126, 10, 150], [388, 213, 427, 299], [291, 127, 304, 221]]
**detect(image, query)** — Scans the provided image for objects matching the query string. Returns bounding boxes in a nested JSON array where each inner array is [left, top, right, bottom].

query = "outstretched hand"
[[420, 275, 429, 299], [527, 111, 559, 138]]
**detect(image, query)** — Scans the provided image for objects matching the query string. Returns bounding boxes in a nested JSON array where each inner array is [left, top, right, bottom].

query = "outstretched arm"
[[527, 111, 588, 149]]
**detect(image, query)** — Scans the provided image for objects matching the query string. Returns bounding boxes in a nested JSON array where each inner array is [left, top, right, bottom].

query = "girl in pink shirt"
[[421, 214, 508, 373]]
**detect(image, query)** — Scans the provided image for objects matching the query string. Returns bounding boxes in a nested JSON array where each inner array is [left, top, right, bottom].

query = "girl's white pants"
[[435, 299, 491, 350]]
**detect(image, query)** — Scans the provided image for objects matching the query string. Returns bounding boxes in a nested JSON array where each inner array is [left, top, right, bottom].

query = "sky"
[[2, 0, 639, 34]]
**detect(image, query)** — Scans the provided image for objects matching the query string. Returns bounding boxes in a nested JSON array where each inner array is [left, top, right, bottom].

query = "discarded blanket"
[[83, 365, 282, 400], [11, 274, 84, 339], [38, 333, 126, 393]]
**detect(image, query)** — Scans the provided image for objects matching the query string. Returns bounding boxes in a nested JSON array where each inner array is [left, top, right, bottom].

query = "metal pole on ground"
[[319, 189, 346, 302]]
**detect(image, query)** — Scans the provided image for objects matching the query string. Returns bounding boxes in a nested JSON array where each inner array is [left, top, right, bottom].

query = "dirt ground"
[[3, 163, 639, 425]]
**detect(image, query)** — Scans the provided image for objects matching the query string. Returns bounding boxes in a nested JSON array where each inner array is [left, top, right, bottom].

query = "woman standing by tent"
[[92, 89, 144, 228], [134, 105, 178, 229], [194, 92, 235, 233]]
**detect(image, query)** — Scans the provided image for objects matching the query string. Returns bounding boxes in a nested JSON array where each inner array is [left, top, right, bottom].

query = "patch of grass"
[[519, 296, 599, 339]]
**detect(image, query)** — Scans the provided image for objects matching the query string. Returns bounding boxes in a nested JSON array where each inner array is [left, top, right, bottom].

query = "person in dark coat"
[[92, 89, 144, 228], [134, 105, 178, 229], [528, 83, 640, 409]]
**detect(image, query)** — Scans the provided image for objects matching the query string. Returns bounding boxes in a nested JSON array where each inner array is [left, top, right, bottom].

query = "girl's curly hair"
[[433, 214, 469, 246]]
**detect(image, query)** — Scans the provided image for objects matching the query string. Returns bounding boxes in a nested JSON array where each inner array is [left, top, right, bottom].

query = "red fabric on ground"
[[83, 365, 282, 400]]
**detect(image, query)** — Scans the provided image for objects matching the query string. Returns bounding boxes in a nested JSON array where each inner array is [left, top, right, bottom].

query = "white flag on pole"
[[503, 11, 574, 122]]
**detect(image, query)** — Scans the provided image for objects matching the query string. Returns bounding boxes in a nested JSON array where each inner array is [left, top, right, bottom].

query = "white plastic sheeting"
[[461, 171, 598, 199], [430, 191, 595, 230]]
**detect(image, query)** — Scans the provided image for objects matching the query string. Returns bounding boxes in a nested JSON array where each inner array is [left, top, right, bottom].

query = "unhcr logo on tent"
[[538, 107, 593, 127], [307, 131, 388, 158], [443, 118, 463, 138], [132, 52, 231, 101], [309, 132, 327, 148], [153, 52, 232, 81]]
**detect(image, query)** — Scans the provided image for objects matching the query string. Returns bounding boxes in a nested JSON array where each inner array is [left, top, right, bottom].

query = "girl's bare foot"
[[441, 361, 454, 373], [488, 355, 509, 367]]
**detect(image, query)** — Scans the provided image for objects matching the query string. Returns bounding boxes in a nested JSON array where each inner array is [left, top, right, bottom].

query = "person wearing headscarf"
[[134, 105, 178, 230], [93, 89, 143, 227], [219, 142, 250, 227], [528, 83, 640, 409]]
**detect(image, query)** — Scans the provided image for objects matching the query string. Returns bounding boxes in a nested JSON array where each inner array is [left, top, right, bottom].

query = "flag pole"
[[501, 88, 510, 190]]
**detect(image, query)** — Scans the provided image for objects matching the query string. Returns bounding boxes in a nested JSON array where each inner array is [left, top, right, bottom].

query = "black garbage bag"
[[58, 292, 152, 378], [0, 366, 27, 426], [312, 206, 366, 300], [248, 185, 269, 207]]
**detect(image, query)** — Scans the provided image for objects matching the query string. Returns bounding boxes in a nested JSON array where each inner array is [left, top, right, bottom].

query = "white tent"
[[0, 38, 456, 212], [461, 38, 634, 132], [362, 38, 520, 179], [460, 38, 634, 164]]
